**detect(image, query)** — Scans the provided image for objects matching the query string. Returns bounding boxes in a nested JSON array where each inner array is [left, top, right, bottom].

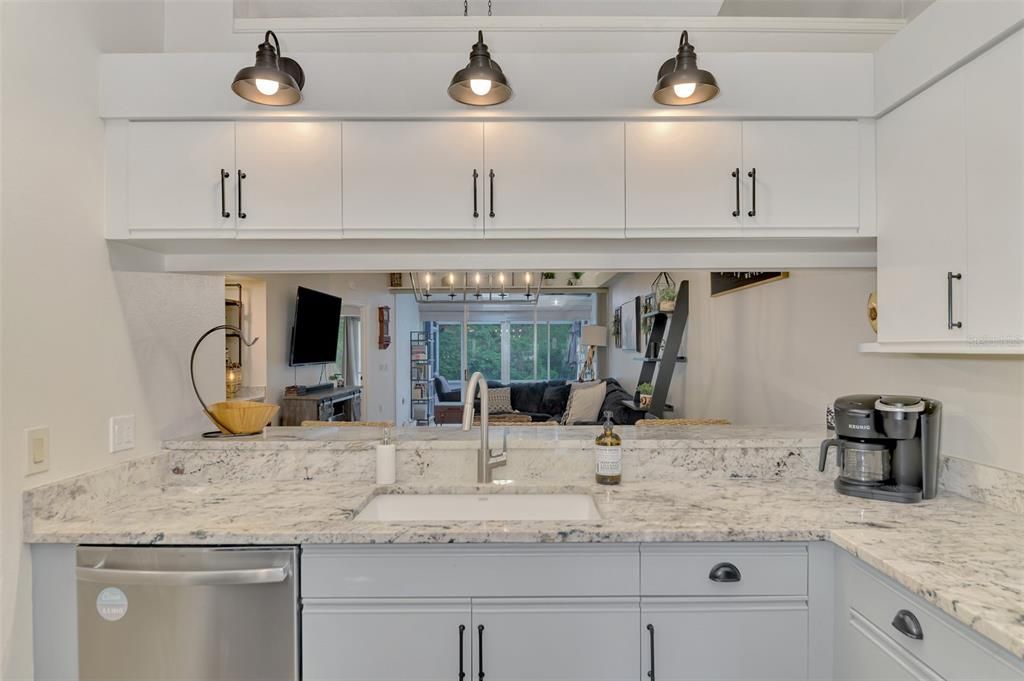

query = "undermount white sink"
[[355, 494, 601, 522]]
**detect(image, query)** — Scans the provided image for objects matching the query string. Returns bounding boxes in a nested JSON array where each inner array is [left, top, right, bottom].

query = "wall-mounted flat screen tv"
[[289, 287, 342, 366]]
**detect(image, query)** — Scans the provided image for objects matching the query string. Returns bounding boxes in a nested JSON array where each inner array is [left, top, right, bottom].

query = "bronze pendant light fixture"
[[232, 30, 305, 106], [448, 0, 512, 106], [653, 30, 719, 106]]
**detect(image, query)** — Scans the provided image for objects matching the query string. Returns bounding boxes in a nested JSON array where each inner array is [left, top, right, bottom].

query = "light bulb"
[[673, 82, 697, 99], [470, 79, 493, 96], [255, 78, 280, 96]]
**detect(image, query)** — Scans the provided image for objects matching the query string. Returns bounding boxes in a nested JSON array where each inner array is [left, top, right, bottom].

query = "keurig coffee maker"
[[819, 395, 942, 503]]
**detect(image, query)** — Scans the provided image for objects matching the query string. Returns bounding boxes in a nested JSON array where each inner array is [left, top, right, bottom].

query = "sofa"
[[433, 375, 643, 425]]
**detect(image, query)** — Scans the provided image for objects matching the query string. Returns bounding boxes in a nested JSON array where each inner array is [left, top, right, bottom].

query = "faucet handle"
[[502, 427, 508, 453]]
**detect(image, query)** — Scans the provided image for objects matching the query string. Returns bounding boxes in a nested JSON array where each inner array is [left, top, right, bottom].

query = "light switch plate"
[[26, 427, 50, 475], [109, 414, 136, 453]]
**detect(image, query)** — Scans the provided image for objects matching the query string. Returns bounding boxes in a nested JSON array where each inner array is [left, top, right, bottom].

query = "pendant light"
[[448, 1, 511, 106], [653, 31, 719, 106], [231, 30, 305, 106]]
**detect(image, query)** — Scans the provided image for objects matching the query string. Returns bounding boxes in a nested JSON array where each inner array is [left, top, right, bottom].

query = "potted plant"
[[658, 286, 677, 313], [637, 382, 654, 409]]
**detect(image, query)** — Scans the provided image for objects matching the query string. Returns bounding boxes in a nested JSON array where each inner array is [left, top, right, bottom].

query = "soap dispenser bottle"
[[595, 411, 622, 485]]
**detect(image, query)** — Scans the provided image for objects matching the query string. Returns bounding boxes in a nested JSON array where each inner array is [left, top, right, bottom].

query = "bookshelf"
[[410, 330, 434, 425]]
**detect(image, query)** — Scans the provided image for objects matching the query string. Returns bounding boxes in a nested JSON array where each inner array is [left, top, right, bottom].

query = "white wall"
[[606, 270, 1024, 474], [0, 3, 224, 678], [393, 293, 421, 427], [262, 273, 398, 423]]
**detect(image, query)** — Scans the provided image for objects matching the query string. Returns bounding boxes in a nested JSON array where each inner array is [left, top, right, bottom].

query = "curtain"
[[344, 316, 361, 386]]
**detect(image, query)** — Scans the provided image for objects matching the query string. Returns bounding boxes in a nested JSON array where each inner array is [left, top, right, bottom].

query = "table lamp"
[[579, 325, 608, 382]]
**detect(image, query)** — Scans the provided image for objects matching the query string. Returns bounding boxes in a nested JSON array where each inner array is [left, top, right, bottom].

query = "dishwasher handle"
[[76, 565, 290, 587]]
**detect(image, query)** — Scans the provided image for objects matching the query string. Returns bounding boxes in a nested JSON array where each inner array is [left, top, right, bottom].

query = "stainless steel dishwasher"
[[76, 546, 298, 681]]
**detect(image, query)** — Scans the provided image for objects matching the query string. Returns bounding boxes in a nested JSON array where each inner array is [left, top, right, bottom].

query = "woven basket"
[[208, 401, 280, 435]]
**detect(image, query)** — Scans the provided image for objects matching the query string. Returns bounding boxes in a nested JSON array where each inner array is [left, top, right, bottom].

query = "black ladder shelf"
[[635, 280, 689, 419]]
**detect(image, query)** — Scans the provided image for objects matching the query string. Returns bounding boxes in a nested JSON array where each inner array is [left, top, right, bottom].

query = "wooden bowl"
[[207, 401, 279, 435]]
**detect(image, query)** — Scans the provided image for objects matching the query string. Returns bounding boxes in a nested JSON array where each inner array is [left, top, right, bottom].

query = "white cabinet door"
[[302, 599, 471, 681], [642, 598, 809, 681], [343, 122, 484, 238], [483, 122, 625, 238], [741, 121, 860, 230], [964, 30, 1024, 344], [126, 122, 236, 235], [472, 598, 640, 681], [234, 122, 342, 237], [876, 71, 968, 342], [625, 122, 743, 237]]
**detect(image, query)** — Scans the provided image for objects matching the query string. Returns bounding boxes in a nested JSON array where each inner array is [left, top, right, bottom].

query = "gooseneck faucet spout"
[[461, 372, 508, 483]]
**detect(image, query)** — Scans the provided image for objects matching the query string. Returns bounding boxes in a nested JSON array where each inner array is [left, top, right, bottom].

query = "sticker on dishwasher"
[[96, 587, 128, 621]]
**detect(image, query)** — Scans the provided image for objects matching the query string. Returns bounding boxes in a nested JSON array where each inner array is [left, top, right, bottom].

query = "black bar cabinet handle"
[[646, 623, 655, 680], [891, 609, 924, 640], [731, 168, 740, 217], [472, 170, 479, 219], [747, 168, 757, 217], [488, 169, 495, 219], [477, 625, 485, 680], [947, 272, 963, 330], [220, 170, 231, 218], [458, 624, 466, 681], [709, 562, 742, 582], [237, 170, 247, 219]]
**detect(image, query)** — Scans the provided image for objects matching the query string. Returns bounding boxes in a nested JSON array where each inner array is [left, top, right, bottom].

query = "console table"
[[281, 386, 362, 426]]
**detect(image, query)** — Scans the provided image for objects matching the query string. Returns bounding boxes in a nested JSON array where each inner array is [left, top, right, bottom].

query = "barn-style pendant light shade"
[[448, 31, 512, 106], [232, 30, 305, 106], [653, 31, 719, 106]]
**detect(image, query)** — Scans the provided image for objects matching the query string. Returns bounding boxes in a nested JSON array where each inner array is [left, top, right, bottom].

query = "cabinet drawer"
[[641, 543, 808, 597], [302, 544, 639, 598], [841, 555, 1024, 681]]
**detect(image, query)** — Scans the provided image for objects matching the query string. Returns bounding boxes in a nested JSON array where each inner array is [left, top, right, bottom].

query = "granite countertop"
[[26, 475, 1024, 660]]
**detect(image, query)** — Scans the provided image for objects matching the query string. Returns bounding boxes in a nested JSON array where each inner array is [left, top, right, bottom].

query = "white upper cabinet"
[[482, 122, 626, 238], [876, 71, 968, 343], [964, 30, 1024, 344], [741, 121, 861, 230], [234, 122, 343, 237], [625, 122, 743, 237], [125, 122, 236, 236], [342, 122, 484, 238]]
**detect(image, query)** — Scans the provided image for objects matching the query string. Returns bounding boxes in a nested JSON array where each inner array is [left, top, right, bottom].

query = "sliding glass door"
[[425, 294, 594, 391]]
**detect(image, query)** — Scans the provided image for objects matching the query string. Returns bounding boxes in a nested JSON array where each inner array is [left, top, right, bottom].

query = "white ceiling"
[[236, 0, 934, 20], [218, 0, 925, 53]]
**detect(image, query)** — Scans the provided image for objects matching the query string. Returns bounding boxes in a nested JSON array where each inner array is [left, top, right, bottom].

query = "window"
[[509, 323, 536, 381], [422, 294, 592, 384], [467, 323, 501, 379], [546, 322, 579, 380], [436, 323, 462, 381]]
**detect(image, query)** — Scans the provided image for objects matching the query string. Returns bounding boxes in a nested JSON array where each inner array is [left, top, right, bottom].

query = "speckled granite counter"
[[23, 425, 1024, 660]]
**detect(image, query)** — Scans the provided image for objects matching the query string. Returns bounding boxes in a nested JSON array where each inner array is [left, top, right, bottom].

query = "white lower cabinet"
[[472, 598, 640, 681], [300, 544, 1024, 681], [834, 550, 1024, 681], [302, 599, 471, 681], [642, 598, 809, 681]]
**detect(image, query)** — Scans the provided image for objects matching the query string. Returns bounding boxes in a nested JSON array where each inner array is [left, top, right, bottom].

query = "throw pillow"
[[540, 383, 572, 416], [561, 381, 607, 425], [488, 386, 513, 414]]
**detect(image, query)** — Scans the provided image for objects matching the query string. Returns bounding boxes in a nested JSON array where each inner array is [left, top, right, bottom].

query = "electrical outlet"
[[109, 415, 136, 454], [26, 427, 50, 475]]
